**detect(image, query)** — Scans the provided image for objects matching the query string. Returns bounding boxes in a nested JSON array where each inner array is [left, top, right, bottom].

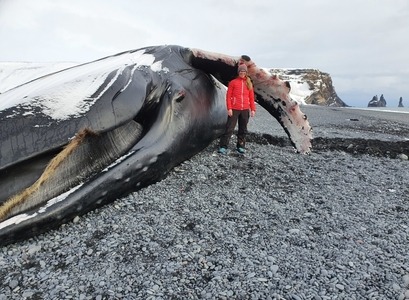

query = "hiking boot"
[[237, 147, 245, 154], [218, 147, 227, 154]]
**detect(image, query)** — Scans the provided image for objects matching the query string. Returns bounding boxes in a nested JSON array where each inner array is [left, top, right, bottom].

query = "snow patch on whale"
[[0, 50, 164, 121]]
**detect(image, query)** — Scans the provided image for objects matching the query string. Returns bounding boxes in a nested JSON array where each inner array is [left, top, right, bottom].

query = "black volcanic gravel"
[[1, 106, 409, 299]]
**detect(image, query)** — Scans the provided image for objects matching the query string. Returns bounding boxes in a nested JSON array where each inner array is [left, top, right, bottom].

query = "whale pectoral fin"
[[278, 101, 312, 154], [256, 93, 312, 154], [0, 120, 143, 222], [252, 73, 312, 154]]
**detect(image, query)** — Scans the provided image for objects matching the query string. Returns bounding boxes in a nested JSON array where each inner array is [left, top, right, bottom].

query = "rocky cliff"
[[398, 97, 404, 107], [268, 68, 347, 107], [368, 94, 387, 107]]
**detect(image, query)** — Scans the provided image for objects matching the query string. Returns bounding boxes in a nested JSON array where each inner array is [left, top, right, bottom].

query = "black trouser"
[[219, 109, 250, 149]]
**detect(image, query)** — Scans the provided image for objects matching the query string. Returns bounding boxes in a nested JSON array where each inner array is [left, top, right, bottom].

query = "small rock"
[[106, 268, 113, 275], [22, 292, 34, 298], [39, 260, 46, 268], [27, 245, 41, 255], [271, 265, 279, 274], [397, 153, 408, 160], [9, 280, 18, 289], [403, 274, 409, 287]]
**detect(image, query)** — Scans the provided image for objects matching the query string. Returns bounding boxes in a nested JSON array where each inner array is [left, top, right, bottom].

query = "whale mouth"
[[0, 120, 144, 223]]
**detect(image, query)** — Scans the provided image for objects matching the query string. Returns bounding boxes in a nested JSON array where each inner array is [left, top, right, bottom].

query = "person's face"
[[239, 70, 247, 78]]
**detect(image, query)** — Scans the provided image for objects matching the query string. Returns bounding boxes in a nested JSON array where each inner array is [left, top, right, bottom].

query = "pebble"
[[27, 245, 41, 255], [271, 265, 279, 274], [403, 275, 409, 287], [397, 153, 408, 160], [1, 133, 408, 299], [9, 280, 18, 289], [106, 268, 113, 275]]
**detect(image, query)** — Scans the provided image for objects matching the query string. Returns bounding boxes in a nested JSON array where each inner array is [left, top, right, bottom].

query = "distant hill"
[[268, 68, 347, 107]]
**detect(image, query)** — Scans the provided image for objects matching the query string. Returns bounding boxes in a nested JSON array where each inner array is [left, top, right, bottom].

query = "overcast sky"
[[0, 0, 408, 107]]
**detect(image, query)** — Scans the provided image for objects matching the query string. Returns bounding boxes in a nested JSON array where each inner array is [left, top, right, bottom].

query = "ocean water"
[[347, 106, 409, 114]]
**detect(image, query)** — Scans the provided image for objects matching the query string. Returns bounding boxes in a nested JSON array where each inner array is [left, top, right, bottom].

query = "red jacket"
[[226, 77, 256, 111]]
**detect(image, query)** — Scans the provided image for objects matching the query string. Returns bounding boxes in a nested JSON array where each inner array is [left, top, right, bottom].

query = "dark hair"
[[241, 55, 251, 62]]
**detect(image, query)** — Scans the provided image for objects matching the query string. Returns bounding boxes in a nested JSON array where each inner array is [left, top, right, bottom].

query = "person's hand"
[[228, 109, 233, 117], [251, 110, 255, 117]]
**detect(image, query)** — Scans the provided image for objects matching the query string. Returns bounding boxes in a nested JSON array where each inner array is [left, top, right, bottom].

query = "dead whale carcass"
[[0, 45, 312, 245]]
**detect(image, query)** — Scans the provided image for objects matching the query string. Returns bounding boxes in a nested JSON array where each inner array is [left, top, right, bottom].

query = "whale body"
[[0, 45, 312, 245]]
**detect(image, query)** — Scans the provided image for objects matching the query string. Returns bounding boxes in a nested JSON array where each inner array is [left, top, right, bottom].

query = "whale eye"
[[175, 90, 186, 102]]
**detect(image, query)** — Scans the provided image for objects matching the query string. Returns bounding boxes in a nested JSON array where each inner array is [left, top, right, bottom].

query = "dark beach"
[[1, 105, 408, 299]]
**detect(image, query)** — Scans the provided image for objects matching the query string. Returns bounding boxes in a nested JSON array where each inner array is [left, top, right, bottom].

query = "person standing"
[[218, 63, 256, 154]]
